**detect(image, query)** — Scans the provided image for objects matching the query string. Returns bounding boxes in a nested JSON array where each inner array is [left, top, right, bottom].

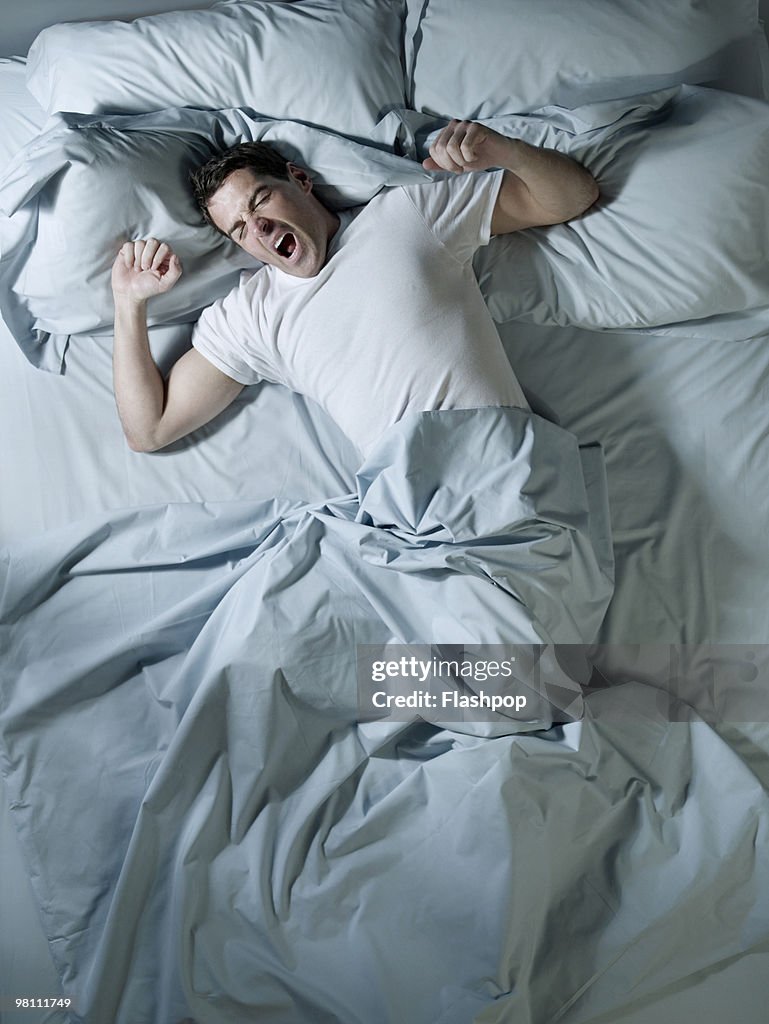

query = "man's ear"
[[287, 163, 313, 193]]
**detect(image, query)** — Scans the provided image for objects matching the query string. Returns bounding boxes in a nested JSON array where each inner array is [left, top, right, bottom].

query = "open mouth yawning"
[[274, 232, 297, 259]]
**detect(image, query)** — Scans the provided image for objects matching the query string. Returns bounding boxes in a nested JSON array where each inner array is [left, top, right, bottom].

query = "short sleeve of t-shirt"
[[191, 271, 277, 386], [402, 169, 504, 265]]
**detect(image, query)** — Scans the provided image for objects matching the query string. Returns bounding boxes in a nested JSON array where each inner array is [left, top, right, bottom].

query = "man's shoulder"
[[198, 265, 268, 326], [390, 173, 481, 224], [231, 263, 272, 300], [357, 171, 489, 218], [357, 180, 443, 221], [396, 172, 489, 208]]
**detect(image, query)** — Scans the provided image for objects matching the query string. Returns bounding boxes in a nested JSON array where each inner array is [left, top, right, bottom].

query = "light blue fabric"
[[417, 87, 769, 341], [0, 407, 613, 1022], [7, 86, 769, 374]]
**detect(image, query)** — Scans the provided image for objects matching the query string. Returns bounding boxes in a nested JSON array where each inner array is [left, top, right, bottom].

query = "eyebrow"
[[227, 185, 269, 238]]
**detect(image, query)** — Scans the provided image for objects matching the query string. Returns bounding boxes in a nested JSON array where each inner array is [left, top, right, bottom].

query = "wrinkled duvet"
[[1, 407, 614, 1023], [5, 80, 769, 1024]]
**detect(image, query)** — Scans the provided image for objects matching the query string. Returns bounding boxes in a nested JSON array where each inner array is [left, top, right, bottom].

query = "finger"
[[167, 253, 183, 285], [428, 120, 464, 173], [434, 118, 461, 146], [157, 253, 183, 293], [460, 123, 488, 165], [434, 119, 462, 172], [444, 120, 471, 169], [141, 238, 160, 271], [120, 241, 134, 268], [132, 239, 146, 269], [151, 242, 170, 272]]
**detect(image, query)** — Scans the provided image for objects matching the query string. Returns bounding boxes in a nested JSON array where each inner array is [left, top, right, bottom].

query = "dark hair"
[[190, 142, 291, 232]]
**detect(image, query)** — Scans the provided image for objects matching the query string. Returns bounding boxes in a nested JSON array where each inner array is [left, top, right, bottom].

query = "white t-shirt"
[[192, 170, 528, 454]]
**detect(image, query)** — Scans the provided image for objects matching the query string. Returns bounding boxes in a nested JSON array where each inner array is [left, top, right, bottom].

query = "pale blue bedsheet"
[[0, 406, 613, 1023], [4, 63, 769, 1024]]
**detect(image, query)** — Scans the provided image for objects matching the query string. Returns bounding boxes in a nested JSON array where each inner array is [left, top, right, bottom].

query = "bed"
[[2, 2, 769, 1022]]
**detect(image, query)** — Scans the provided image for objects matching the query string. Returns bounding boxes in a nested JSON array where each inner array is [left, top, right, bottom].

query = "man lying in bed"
[[110, 121, 598, 454]]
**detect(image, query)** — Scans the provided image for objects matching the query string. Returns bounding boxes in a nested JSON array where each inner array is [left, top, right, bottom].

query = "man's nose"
[[245, 213, 271, 237]]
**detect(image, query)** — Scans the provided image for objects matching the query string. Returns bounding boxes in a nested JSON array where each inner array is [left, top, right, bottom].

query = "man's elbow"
[[584, 175, 601, 211], [124, 427, 163, 453], [125, 436, 157, 454], [538, 175, 600, 228], [571, 175, 600, 220]]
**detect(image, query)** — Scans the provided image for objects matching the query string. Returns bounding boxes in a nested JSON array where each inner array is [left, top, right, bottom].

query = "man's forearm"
[[112, 297, 166, 451], [495, 137, 599, 228]]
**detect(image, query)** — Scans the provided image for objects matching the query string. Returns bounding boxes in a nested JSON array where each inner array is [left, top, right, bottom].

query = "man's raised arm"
[[423, 119, 599, 234], [111, 238, 243, 452]]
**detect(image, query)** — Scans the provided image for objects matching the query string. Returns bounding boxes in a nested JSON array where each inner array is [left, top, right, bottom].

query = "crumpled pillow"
[[405, 0, 760, 117], [26, 0, 408, 144], [0, 58, 46, 179], [462, 88, 769, 341]]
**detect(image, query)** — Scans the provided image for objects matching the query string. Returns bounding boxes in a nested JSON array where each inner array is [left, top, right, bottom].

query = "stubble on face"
[[207, 166, 339, 279]]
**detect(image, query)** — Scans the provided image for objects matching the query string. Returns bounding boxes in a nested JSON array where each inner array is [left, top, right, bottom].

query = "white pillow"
[[405, 0, 760, 117], [0, 108, 428, 373], [0, 59, 46, 179], [466, 88, 769, 339], [26, 0, 407, 143]]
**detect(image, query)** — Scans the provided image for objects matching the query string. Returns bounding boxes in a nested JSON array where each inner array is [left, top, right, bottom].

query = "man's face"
[[206, 164, 338, 279]]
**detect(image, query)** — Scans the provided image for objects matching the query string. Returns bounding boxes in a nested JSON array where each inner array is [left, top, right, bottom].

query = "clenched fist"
[[111, 238, 182, 304], [423, 119, 511, 175]]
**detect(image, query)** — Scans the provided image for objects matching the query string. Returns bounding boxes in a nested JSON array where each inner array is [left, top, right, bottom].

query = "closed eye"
[[228, 186, 271, 240]]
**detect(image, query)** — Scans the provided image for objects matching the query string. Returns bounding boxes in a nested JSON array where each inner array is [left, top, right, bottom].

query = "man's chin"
[[280, 264, 319, 279], [280, 250, 325, 279]]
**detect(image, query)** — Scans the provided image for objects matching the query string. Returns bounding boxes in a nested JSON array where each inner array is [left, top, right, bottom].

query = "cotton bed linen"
[[5, 312, 769, 1024], [3, 0, 769, 374], [5, 87, 769, 374], [0, 109, 430, 371], [0, 409, 615, 1024], [403, 0, 761, 116], [3, 3, 769, 1024], [24, 0, 408, 139]]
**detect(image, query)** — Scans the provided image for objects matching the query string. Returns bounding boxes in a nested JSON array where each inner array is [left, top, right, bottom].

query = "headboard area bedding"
[[24, 0, 408, 138], [403, 0, 763, 115], [2, 3, 769, 1024]]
